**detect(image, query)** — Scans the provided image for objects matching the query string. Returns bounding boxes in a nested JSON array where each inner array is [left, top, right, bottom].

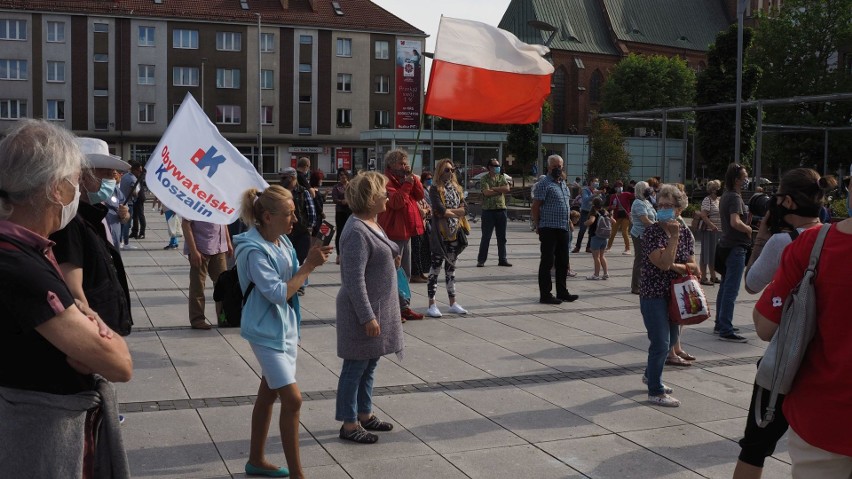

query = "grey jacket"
[[0, 375, 130, 478], [336, 217, 404, 360]]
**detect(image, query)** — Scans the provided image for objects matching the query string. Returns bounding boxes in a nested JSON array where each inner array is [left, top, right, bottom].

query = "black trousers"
[[130, 199, 146, 236], [538, 227, 570, 299]]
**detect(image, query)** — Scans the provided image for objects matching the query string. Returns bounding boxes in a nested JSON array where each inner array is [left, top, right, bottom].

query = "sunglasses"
[[444, 168, 456, 173]]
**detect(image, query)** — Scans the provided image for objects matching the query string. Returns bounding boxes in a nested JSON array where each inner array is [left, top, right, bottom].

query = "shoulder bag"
[[753, 223, 830, 427]]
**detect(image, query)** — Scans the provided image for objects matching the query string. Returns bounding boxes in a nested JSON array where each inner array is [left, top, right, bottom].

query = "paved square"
[[117, 209, 786, 478]]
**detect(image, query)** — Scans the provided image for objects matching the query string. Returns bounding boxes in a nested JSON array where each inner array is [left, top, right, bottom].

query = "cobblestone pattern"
[[119, 355, 762, 413]]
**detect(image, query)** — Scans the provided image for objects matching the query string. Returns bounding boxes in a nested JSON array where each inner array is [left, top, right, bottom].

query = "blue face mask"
[[88, 178, 116, 204], [847, 194, 852, 219], [424, 179, 432, 187], [656, 208, 676, 222], [493, 166, 501, 174]]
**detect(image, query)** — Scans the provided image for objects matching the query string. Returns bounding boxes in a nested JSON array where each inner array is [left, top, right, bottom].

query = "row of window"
[[0, 98, 392, 129], [337, 73, 390, 93], [335, 38, 390, 60], [2, 19, 395, 63]]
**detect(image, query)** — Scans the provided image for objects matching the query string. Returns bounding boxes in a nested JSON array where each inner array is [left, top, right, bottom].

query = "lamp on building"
[[734, 0, 747, 163], [527, 20, 557, 177]]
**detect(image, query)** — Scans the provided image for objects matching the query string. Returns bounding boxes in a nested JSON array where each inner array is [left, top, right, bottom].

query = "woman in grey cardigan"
[[335, 171, 405, 444]]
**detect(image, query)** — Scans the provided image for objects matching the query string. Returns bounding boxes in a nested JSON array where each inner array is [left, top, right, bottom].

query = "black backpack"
[[213, 265, 254, 328]]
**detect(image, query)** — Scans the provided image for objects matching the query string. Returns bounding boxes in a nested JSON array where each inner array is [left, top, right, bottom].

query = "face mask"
[[742, 178, 750, 190], [56, 179, 80, 230], [615, 187, 623, 193], [656, 208, 675, 222], [87, 178, 116, 204], [550, 167, 562, 180], [493, 166, 501, 174], [848, 194, 852, 219], [424, 179, 432, 187], [593, 182, 600, 189]]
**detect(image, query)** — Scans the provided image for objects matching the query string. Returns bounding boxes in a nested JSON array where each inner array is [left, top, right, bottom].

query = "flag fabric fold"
[[424, 17, 554, 125], [145, 93, 268, 225]]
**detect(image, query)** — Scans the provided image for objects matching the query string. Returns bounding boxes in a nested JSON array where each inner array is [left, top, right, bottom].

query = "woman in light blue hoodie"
[[233, 185, 331, 479]]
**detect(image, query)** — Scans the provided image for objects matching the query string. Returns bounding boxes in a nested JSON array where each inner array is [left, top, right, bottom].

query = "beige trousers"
[[188, 252, 228, 326]]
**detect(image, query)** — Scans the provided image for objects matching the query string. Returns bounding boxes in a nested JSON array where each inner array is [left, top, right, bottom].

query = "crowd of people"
[[1, 119, 848, 478]]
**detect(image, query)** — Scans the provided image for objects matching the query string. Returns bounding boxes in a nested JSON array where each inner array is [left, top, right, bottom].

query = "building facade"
[[0, 0, 425, 178]]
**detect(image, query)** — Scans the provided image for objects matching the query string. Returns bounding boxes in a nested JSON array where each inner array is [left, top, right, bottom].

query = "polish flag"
[[424, 17, 554, 125]]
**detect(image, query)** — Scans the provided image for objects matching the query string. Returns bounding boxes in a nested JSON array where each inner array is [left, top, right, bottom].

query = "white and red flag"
[[145, 93, 268, 224], [424, 17, 554, 125]]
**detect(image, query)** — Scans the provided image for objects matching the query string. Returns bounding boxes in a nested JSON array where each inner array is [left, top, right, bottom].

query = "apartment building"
[[0, 0, 425, 177]]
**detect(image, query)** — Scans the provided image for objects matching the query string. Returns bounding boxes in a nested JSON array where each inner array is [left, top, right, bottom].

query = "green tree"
[[602, 53, 696, 137], [506, 123, 540, 187], [749, 0, 852, 174], [587, 119, 631, 181], [695, 24, 761, 178]]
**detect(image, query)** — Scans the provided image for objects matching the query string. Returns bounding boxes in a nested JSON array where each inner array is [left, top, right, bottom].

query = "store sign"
[[395, 39, 422, 130], [289, 147, 323, 153]]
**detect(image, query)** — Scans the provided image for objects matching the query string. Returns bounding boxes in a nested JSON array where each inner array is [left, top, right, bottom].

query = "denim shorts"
[[590, 236, 608, 251]]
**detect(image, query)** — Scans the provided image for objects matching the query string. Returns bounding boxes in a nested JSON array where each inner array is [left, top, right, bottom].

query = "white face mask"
[[56, 179, 80, 230]]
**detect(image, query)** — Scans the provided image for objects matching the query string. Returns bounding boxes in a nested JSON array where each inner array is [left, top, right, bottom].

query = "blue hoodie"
[[233, 228, 301, 353]]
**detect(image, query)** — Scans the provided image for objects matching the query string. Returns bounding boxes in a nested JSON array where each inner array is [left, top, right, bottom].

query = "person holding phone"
[[233, 185, 332, 478]]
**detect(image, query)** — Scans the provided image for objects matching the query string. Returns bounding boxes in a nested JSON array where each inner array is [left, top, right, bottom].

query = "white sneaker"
[[586, 275, 601, 280], [426, 304, 442, 318], [642, 375, 673, 394], [648, 394, 680, 407], [447, 303, 468, 314], [622, 250, 633, 255], [601, 274, 609, 280]]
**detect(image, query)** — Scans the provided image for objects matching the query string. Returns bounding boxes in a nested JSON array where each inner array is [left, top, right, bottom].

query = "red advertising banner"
[[395, 39, 422, 130], [336, 148, 352, 171]]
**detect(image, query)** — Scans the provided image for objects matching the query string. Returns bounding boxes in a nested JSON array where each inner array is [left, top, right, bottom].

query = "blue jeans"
[[120, 204, 132, 244], [335, 358, 379, 423], [715, 245, 747, 335], [640, 297, 680, 396], [477, 209, 508, 264]]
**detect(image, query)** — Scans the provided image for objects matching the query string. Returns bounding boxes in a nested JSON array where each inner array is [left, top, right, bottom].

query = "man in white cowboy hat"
[[49, 136, 134, 336]]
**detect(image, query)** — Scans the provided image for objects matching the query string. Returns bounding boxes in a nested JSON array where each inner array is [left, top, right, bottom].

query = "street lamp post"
[[201, 57, 207, 110], [734, 0, 747, 163], [528, 20, 557, 177], [256, 13, 263, 174]]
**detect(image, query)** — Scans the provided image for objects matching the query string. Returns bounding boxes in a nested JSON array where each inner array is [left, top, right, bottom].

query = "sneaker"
[[713, 326, 741, 334], [401, 308, 424, 321], [539, 296, 562, 305], [586, 275, 601, 280], [476, 262, 484, 267], [498, 261, 513, 267], [647, 394, 680, 407], [642, 375, 673, 394], [719, 333, 748, 343], [121, 243, 138, 250], [119, 414, 126, 425], [622, 250, 633, 255], [567, 269, 578, 277], [297, 286, 305, 296], [571, 247, 580, 254], [426, 304, 442, 318], [448, 303, 468, 314], [601, 274, 609, 280], [339, 425, 378, 444]]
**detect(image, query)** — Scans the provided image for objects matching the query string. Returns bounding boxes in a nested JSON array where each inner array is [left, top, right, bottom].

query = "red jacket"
[[378, 170, 425, 241]]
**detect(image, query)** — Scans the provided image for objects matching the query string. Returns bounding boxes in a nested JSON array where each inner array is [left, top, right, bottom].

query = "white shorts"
[[250, 343, 297, 390]]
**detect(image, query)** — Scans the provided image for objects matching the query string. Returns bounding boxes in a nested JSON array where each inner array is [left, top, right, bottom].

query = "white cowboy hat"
[[76, 137, 130, 171]]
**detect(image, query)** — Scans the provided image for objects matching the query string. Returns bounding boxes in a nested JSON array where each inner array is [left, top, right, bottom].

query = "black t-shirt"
[[49, 202, 133, 335], [0, 239, 93, 394]]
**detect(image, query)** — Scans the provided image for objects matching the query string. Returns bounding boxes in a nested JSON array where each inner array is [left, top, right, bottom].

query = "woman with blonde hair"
[[233, 185, 332, 478], [335, 171, 405, 444], [425, 158, 470, 318]]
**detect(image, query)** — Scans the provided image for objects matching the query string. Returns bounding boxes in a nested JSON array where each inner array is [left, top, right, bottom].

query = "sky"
[[371, 0, 513, 82]]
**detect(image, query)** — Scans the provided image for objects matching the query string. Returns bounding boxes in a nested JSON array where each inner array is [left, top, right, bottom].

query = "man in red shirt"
[[378, 149, 425, 321]]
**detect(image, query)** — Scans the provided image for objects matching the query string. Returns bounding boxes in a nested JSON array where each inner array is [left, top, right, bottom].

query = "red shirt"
[[377, 170, 425, 241], [755, 224, 852, 456]]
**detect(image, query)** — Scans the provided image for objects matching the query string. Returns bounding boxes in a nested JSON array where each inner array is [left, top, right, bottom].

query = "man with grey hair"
[[531, 155, 578, 304]]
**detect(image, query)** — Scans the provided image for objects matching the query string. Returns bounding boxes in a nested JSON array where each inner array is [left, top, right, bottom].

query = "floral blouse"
[[639, 222, 695, 299]]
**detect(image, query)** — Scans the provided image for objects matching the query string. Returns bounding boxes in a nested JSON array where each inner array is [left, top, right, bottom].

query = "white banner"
[[145, 93, 268, 225]]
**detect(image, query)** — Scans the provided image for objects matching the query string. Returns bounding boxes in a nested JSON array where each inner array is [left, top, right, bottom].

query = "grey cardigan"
[[336, 217, 404, 360], [0, 375, 130, 478]]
